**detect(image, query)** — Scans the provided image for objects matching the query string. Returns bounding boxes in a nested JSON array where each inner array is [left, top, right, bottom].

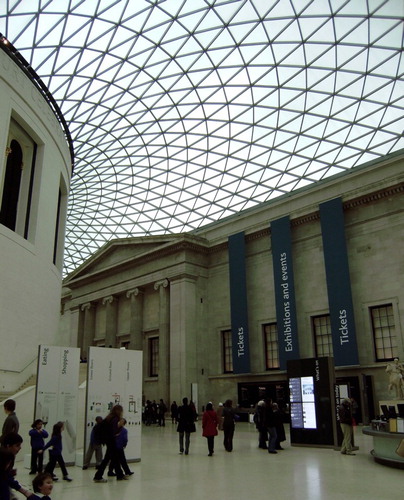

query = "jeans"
[[179, 432, 190, 453], [267, 426, 277, 452]]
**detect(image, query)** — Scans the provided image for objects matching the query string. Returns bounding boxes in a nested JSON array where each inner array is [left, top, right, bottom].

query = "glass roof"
[[1, 0, 403, 276]]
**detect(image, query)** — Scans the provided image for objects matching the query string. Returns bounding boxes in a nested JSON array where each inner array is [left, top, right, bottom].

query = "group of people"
[[1, 390, 360, 498], [253, 399, 286, 453], [0, 398, 69, 500], [143, 399, 168, 426], [175, 398, 252, 456], [0, 399, 135, 499]]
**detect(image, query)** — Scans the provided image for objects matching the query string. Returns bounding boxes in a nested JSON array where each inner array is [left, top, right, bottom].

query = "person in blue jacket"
[[115, 418, 133, 476], [29, 419, 49, 474], [42, 422, 73, 482]]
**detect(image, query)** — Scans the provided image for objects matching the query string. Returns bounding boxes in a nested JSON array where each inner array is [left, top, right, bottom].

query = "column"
[[80, 302, 95, 360], [154, 279, 170, 402], [69, 306, 81, 351], [169, 275, 198, 403], [102, 295, 118, 348], [126, 288, 144, 351]]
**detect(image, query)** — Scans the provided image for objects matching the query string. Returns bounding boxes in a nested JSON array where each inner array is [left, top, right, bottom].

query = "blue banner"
[[319, 198, 359, 366], [271, 216, 300, 370], [228, 232, 251, 374]]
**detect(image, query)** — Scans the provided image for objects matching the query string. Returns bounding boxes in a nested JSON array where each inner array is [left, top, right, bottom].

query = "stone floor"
[[16, 421, 403, 500]]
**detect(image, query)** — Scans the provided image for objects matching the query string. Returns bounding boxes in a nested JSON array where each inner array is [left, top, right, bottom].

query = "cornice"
[[208, 181, 404, 251]]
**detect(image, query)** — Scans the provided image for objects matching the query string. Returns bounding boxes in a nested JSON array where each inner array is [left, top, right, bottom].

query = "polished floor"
[[16, 422, 402, 500]]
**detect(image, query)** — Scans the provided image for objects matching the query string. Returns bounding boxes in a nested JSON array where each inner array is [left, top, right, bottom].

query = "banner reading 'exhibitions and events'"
[[228, 232, 251, 374], [319, 198, 359, 366], [271, 216, 300, 370]]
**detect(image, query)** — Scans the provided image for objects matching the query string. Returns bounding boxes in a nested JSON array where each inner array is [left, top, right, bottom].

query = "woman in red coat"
[[202, 403, 218, 456]]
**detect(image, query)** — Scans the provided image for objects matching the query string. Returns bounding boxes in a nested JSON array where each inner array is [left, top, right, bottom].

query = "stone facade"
[[60, 150, 404, 419]]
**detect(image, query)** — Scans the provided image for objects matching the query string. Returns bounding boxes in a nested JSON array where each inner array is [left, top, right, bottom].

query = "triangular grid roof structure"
[[1, 0, 403, 275]]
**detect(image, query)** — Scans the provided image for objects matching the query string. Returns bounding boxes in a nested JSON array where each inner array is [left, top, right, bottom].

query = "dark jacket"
[[264, 403, 276, 428], [222, 406, 236, 429], [177, 404, 196, 433], [338, 402, 352, 425], [43, 435, 63, 456], [29, 428, 49, 450]]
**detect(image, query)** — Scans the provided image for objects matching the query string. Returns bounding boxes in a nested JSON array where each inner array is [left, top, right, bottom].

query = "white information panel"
[[85, 347, 143, 462], [35, 345, 81, 463]]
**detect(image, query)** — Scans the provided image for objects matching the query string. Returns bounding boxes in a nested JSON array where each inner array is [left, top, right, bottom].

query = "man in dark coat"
[[264, 399, 278, 454], [176, 397, 196, 455]]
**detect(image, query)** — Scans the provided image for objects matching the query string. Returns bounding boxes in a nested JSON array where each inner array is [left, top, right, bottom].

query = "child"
[[42, 422, 72, 482], [1, 399, 19, 442], [31, 472, 54, 499], [29, 420, 49, 474], [115, 418, 133, 476], [1, 433, 33, 498]]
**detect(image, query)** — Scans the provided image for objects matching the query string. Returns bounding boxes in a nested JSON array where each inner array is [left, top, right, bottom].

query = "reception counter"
[[363, 426, 404, 469]]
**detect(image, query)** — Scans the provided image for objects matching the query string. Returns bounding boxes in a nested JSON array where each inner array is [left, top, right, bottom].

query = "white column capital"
[[102, 295, 116, 306], [154, 278, 169, 291], [126, 287, 144, 299]]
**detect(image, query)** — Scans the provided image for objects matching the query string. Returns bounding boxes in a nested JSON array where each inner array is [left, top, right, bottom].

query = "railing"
[[0, 356, 37, 374], [0, 357, 37, 396]]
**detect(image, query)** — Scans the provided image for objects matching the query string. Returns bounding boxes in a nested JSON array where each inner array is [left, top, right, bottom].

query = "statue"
[[386, 358, 404, 399]]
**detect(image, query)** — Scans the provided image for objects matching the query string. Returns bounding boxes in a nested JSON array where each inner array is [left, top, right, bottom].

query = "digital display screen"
[[289, 376, 317, 429]]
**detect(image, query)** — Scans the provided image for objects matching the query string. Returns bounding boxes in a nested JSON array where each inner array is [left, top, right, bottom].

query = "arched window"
[[0, 139, 23, 230], [0, 120, 37, 238]]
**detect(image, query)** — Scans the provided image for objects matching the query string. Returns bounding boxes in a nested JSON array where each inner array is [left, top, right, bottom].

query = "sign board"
[[84, 347, 143, 462], [35, 345, 81, 463]]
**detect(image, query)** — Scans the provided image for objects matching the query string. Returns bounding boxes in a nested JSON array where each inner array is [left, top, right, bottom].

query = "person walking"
[[82, 416, 104, 470], [222, 399, 236, 452], [93, 405, 126, 482], [202, 403, 218, 456], [176, 397, 196, 455], [339, 398, 355, 455], [43, 421, 73, 481], [115, 418, 134, 476]]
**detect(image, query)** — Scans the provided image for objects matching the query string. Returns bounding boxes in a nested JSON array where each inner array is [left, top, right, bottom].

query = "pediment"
[[65, 236, 179, 281]]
